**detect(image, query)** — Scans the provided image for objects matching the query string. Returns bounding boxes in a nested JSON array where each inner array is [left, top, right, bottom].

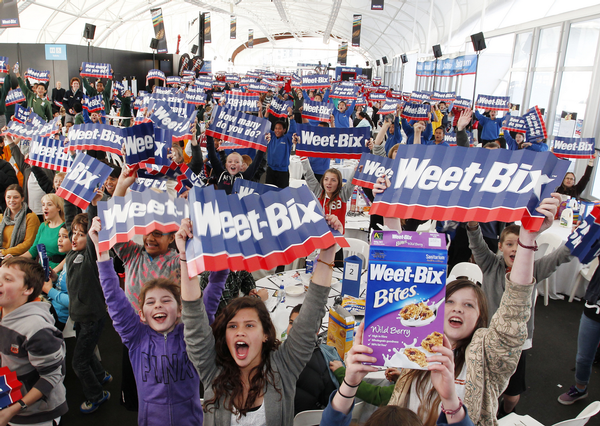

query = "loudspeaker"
[[376, 59, 381, 66], [191, 45, 198, 54], [382, 56, 388, 65], [432, 44, 442, 58], [471, 32, 486, 52], [83, 23, 96, 40], [400, 54, 408, 64], [366, 61, 370, 67], [150, 38, 159, 50]]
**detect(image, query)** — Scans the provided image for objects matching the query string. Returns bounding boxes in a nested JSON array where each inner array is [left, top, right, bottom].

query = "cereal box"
[[326, 305, 355, 360], [364, 230, 447, 370]]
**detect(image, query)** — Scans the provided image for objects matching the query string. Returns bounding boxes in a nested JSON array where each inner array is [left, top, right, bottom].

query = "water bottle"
[[305, 250, 318, 274], [276, 284, 286, 305], [350, 187, 358, 212], [13, 62, 19, 74]]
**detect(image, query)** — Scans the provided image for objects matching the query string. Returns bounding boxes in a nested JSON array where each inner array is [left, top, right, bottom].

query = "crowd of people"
[[0, 62, 597, 426]]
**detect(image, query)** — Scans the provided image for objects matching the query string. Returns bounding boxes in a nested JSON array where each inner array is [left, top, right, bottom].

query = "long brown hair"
[[205, 297, 282, 418], [365, 406, 422, 426], [395, 279, 488, 426], [320, 168, 343, 209]]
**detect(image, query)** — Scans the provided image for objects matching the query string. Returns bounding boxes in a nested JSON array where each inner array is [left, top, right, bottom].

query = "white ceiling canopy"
[[1, 0, 599, 66]]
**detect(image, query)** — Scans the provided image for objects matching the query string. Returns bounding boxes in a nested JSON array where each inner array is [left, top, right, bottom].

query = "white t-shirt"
[[230, 404, 266, 426]]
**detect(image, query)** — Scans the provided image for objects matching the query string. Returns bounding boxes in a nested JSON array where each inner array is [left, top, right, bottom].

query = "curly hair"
[[205, 297, 282, 418]]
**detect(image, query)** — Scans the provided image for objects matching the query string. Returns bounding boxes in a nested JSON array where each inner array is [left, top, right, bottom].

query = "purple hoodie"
[[97, 259, 228, 426]]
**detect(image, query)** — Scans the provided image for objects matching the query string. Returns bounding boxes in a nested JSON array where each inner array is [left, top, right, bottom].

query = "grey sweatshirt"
[[468, 225, 573, 342]]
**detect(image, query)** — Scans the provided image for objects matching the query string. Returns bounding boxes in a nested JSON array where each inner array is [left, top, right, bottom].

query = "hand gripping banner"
[[25, 69, 50, 83], [352, 153, 395, 189], [301, 99, 334, 122], [233, 179, 282, 198], [267, 97, 293, 118], [185, 185, 348, 275], [370, 145, 570, 232], [223, 91, 259, 112], [27, 136, 72, 172], [552, 137, 595, 159], [503, 116, 527, 133], [524, 106, 547, 142], [206, 105, 271, 152], [475, 94, 510, 111], [0, 367, 23, 410], [295, 124, 370, 159], [565, 206, 600, 264], [81, 62, 112, 79], [55, 153, 113, 209], [97, 190, 189, 252], [5, 88, 25, 106]]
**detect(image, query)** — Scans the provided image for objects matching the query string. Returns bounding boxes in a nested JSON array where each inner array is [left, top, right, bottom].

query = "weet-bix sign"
[[352, 153, 395, 189], [149, 101, 194, 141], [224, 91, 259, 112], [301, 99, 334, 122], [552, 137, 595, 159], [370, 145, 570, 231], [267, 97, 293, 118], [26, 136, 72, 172], [55, 153, 113, 209], [80, 62, 112, 79], [233, 179, 282, 199], [301, 74, 330, 90], [475, 94, 510, 111], [503, 116, 527, 134], [401, 102, 430, 121], [206, 106, 271, 152], [295, 124, 370, 159], [185, 185, 347, 274]]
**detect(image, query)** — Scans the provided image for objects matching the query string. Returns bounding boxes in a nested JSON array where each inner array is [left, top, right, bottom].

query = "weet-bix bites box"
[[364, 231, 447, 370]]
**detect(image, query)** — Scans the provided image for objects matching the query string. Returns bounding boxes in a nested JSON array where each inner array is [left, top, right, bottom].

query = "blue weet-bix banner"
[[3, 117, 60, 140], [146, 69, 166, 83], [185, 185, 347, 275], [26, 136, 72, 172], [138, 127, 173, 170], [565, 206, 600, 264], [330, 85, 359, 100], [97, 190, 189, 252], [226, 73, 240, 84], [301, 99, 334, 122], [267, 97, 293, 118], [174, 163, 204, 195], [370, 145, 570, 232], [431, 91, 456, 103], [223, 91, 259, 112], [81, 62, 112, 79], [25, 69, 50, 83], [453, 97, 472, 110], [301, 74, 330, 90], [352, 153, 395, 189], [149, 101, 194, 141], [167, 76, 181, 86], [295, 124, 370, 159], [475, 94, 510, 111], [239, 77, 255, 87], [0, 57, 8, 74], [194, 78, 212, 91], [409, 91, 430, 103], [67, 123, 155, 158], [524, 106, 547, 142], [233, 179, 282, 199], [444, 131, 473, 146], [5, 88, 25, 106], [185, 86, 206, 105], [55, 153, 113, 209], [247, 82, 273, 93], [154, 86, 176, 96], [369, 93, 387, 102], [130, 175, 168, 193], [13, 105, 30, 123], [206, 105, 271, 152], [552, 137, 595, 159], [83, 95, 104, 113], [503, 116, 527, 133], [113, 80, 125, 96], [401, 102, 430, 121], [377, 99, 401, 115]]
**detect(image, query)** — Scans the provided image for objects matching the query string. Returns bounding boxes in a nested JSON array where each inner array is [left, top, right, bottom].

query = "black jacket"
[[294, 346, 338, 415], [0, 158, 18, 210]]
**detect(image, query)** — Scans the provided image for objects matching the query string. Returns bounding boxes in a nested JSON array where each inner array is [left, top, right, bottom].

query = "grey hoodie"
[[0, 301, 68, 424]]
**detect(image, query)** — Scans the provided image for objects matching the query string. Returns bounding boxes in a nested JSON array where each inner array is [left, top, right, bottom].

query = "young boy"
[[42, 224, 71, 331], [0, 257, 68, 425], [467, 221, 573, 416], [66, 212, 111, 413]]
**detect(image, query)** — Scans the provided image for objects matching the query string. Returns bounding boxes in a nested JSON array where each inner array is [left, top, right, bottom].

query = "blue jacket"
[[332, 99, 355, 129], [47, 269, 69, 324], [504, 130, 548, 152], [474, 111, 504, 141], [401, 118, 433, 145], [267, 119, 297, 172], [424, 139, 450, 147], [98, 260, 228, 426], [384, 117, 403, 155]]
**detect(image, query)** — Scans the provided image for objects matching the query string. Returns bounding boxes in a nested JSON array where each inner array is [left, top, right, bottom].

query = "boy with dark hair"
[[67, 211, 111, 414], [0, 257, 68, 425], [467, 220, 573, 416], [73, 102, 84, 125]]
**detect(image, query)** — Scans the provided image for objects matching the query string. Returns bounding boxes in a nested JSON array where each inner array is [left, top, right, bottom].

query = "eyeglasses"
[[148, 230, 174, 238]]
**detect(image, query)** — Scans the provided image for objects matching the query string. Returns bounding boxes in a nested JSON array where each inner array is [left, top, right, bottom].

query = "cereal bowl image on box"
[[364, 231, 447, 370]]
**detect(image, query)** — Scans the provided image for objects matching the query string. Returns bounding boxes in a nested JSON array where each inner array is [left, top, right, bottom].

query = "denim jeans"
[[575, 312, 600, 386], [73, 316, 106, 402]]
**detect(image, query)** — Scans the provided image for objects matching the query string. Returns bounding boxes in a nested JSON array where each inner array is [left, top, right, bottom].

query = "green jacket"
[[82, 76, 112, 112], [333, 366, 394, 406], [17, 77, 52, 121], [74, 113, 84, 124], [0, 73, 10, 115]]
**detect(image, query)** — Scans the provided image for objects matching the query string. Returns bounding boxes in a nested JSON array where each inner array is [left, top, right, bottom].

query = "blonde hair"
[[41, 194, 65, 223]]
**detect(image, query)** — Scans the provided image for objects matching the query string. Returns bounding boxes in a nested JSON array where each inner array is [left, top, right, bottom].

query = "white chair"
[[351, 401, 365, 422], [449, 262, 483, 285], [535, 232, 564, 306], [570, 257, 599, 302], [497, 413, 544, 426], [293, 409, 324, 426], [552, 400, 600, 426], [343, 238, 370, 270]]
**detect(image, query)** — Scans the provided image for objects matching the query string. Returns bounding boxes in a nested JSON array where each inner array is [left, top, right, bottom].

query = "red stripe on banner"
[[400, 113, 429, 121], [370, 202, 544, 232], [351, 177, 376, 189], [295, 149, 363, 159], [377, 110, 396, 115], [503, 126, 527, 134], [475, 105, 509, 112], [267, 109, 288, 118], [186, 232, 340, 275], [553, 153, 594, 159], [302, 84, 330, 90], [25, 158, 70, 173], [300, 114, 330, 123], [173, 132, 193, 142], [80, 73, 112, 79], [329, 95, 357, 100], [55, 187, 90, 210], [205, 129, 267, 152], [97, 222, 182, 252], [67, 142, 122, 155]]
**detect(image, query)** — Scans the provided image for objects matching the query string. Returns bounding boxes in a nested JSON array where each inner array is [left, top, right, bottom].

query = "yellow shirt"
[[0, 212, 41, 256]]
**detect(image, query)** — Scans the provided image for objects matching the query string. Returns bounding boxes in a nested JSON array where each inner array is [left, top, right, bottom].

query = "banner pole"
[[433, 58, 438, 92], [400, 63, 405, 92], [472, 51, 480, 106]]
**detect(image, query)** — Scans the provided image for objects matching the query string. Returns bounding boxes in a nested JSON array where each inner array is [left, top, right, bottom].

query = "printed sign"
[[295, 124, 370, 159], [81, 62, 112, 79], [267, 97, 293, 118], [524, 106, 547, 142], [206, 106, 271, 152], [150, 101, 194, 141], [150, 8, 168, 53], [2, 117, 60, 140], [97, 190, 189, 252], [409, 91, 431, 103], [552, 137, 596, 159], [453, 97, 472, 110], [352, 15, 362, 47], [503, 116, 527, 133], [56, 153, 113, 209], [301, 74, 330, 90], [565, 206, 600, 264], [0, 56, 8, 73], [130, 175, 168, 193], [0, 367, 23, 409], [301, 99, 334, 122], [5, 88, 26, 106], [13, 105, 30, 124], [378, 100, 401, 115], [232, 179, 282, 198], [370, 93, 387, 102], [444, 131, 473, 146], [330, 85, 359, 100], [185, 85, 206, 105], [352, 153, 395, 189], [223, 91, 259, 112], [475, 94, 510, 112], [185, 185, 346, 274], [401, 102, 430, 121], [147, 69, 166, 83], [26, 136, 72, 172], [25, 69, 50, 83], [430, 91, 456, 103], [83, 95, 104, 113], [166, 76, 181, 86], [370, 145, 570, 232]]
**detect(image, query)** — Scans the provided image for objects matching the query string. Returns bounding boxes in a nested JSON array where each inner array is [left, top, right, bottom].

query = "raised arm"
[[300, 157, 323, 198], [241, 149, 265, 180], [205, 135, 225, 177]]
